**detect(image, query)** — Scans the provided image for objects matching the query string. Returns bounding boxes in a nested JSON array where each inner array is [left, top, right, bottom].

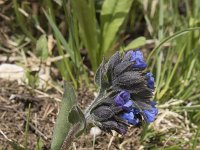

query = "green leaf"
[[35, 138, 44, 150], [44, 10, 78, 88], [101, 0, 134, 54], [44, 10, 76, 64], [68, 106, 86, 137], [124, 37, 146, 50], [36, 35, 48, 60], [51, 82, 77, 150], [25, 70, 39, 89], [192, 126, 200, 150], [157, 44, 185, 99], [147, 27, 200, 62], [71, 0, 99, 71], [54, 0, 62, 6], [12, 0, 36, 43]]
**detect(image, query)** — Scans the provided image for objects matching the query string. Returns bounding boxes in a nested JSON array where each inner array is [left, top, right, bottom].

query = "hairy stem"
[[61, 123, 80, 150]]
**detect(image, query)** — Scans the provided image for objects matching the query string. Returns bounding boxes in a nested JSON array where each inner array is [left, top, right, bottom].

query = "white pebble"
[[90, 127, 102, 136], [0, 63, 25, 82]]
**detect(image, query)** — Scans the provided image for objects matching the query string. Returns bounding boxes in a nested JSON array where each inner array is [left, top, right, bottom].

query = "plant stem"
[[84, 90, 104, 122], [61, 123, 80, 150]]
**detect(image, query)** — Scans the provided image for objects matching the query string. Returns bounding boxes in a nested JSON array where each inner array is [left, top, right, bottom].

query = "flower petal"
[[122, 100, 133, 111], [125, 50, 147, 69], [143, 107, 158, 123], [120, 112, 139, 125], [114, 91, 130, 106], [124, 100, 133, 107], [146, 72, 154, 89]]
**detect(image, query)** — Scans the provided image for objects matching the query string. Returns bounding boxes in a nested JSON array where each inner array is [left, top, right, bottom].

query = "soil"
[[0, 79, 141, 150]]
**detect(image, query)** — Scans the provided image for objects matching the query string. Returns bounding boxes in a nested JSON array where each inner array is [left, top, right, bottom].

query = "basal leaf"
[[101, 0, 133, 54], [51, 82, 76, 150], [71, 0, 99, 71]]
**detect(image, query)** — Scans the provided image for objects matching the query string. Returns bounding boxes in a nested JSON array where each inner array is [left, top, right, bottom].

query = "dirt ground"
[[0, 79, 142, 150]]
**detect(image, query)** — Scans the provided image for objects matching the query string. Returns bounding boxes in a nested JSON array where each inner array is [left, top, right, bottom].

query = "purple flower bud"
[[99, 120, 128, 134], [146, 72, 154, 89], [125, 50, 147, 69]]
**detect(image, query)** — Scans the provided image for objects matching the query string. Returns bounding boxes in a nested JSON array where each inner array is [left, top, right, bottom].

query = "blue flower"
[[114, 91, 133, 110], [125, 50, 147, 69], [120, 112, 139, 125], [115, 91, 140, 125], [146, 72, 154, 89], [143, 108, 158, 122], [143, 100, 158, 123]]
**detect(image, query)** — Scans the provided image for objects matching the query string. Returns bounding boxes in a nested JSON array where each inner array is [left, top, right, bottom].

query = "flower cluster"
[[89, 50, 158, 134]]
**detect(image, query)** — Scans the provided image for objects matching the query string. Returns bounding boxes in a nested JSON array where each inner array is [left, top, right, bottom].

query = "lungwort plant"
[[51, 49, 158, 149]]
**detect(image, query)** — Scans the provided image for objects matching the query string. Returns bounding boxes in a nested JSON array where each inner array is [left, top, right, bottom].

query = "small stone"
[[0, 63, 25, 82], [90, 127, 101, 136]]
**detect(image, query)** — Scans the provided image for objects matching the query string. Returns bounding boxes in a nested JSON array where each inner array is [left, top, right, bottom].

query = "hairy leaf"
[[51, 82, 76, 150], [68, 106, 86, 137]]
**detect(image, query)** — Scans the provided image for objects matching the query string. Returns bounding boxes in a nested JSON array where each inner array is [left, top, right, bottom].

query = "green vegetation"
[[1, 0, 200, 149]]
